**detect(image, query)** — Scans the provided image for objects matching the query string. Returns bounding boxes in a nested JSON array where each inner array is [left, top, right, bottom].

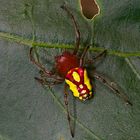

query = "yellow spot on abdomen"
[[72, 71, 80, 82], [81, 90, 86, 94], [79, 84, 83, 89]]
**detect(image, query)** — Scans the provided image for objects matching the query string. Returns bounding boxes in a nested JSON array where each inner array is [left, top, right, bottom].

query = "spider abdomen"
[[55, 51, 80, 77], [65, 67, 93, 101]]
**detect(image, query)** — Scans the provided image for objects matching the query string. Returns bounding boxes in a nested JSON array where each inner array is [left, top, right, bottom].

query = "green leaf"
[[0, 0, 140, 140]]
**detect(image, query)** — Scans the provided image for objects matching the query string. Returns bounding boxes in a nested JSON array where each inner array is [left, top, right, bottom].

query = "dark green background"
[[0, 0, 140, 140]]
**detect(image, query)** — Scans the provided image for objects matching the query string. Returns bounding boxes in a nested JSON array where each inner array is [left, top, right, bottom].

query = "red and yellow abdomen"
[[65, 67, 93, 101]]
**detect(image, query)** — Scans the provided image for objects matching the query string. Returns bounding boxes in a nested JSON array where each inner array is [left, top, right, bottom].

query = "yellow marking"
[[79, 84, 83, 89], [84, 69, 92, 91], [67, 70, 71, 74], [81, 90, 86, 94], [83, 94, 87, 98], [72, 71, 80, 82], [79, 96, 83, 100], [65, 79, 79, 97]]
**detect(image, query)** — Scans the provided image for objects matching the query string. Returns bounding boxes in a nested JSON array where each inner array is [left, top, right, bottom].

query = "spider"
[[29, 4, 132, 137]]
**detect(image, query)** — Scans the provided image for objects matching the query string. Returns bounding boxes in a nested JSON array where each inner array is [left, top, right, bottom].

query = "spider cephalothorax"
[[55, 51, 80, 77], [30, 4, 132, 138]]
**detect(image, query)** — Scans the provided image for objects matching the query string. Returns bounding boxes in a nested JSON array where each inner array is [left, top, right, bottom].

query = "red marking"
[[66, 67, 90, 98]]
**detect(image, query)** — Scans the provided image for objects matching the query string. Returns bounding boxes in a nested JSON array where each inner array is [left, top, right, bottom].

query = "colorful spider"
[[29, 5, 132, 137]]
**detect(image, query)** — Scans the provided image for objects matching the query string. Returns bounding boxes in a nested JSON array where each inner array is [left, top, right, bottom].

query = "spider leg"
[[39, 69, 64, 81], [30, 47, 52, 75], [79, 46, 90, 67], [61, 4, 80, 55], [30, 47, 63, 81], [79, 46, 106, 67], [94, 72, 132, 106], [93, 50, 107, 61], [64, 84, 74, 137], [88, 50, 107, 63], [35, 77, 63, 86]]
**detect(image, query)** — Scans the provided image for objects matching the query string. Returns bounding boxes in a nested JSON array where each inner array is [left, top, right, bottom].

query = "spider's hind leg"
[[64, 84, 74, 137], [94, 72, 132, 106]]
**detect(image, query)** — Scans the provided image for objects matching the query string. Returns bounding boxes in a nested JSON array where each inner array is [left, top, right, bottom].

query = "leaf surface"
[[0, 0, 140, 140]]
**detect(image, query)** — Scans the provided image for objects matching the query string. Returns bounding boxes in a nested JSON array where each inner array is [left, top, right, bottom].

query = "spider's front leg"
[[61, 4, 80, 55], [94, 72, 132, 106]]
